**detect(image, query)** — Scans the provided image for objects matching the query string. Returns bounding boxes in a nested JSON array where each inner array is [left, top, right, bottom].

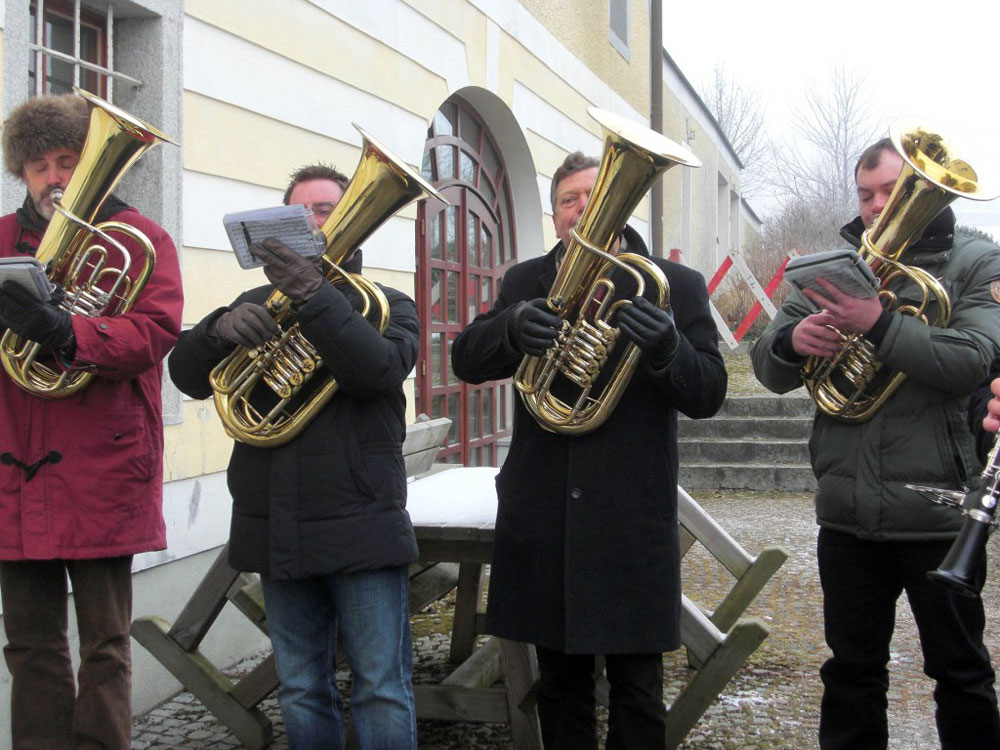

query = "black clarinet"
[[907, 436, 1000, 597]]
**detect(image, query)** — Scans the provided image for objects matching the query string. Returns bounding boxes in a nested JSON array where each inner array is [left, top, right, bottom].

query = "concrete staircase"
[[678, 394, 818, 492]]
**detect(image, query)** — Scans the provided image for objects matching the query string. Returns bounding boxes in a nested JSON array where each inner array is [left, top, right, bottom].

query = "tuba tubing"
[[515, 107, 700, 436], [209, 125, 445, 448], [0, 88, 175, 398]]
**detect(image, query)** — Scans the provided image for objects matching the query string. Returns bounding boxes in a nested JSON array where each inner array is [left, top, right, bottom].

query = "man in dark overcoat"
[[451, 151, 727, 749]]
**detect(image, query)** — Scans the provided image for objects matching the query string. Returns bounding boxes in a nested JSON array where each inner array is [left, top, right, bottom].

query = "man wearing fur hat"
[[0, 93, 182, 749]]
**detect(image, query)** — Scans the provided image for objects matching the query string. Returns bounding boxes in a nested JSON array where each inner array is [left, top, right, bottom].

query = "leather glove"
[[250, 237, 324, 305], [507, 298, 562, 356], [616, 295, 679, 367], [210, 302, 278, 348], [0, 280, 73, 349]]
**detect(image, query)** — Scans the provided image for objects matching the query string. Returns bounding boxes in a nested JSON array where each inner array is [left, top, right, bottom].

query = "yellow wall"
[[186, 0, 449, 125], [183, 94, 360, 193], [519, 0, 649, 116]]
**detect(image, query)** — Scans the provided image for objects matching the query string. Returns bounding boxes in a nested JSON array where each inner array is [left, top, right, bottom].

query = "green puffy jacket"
[[751, 210, 1000, 540]]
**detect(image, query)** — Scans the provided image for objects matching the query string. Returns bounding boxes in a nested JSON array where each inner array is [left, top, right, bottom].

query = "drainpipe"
[[650, 0, 664, 257]]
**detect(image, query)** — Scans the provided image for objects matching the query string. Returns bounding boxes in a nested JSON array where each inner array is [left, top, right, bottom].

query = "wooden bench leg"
[[711, 545, 788, 633], [498, 638, 543, 750], [665, 619, 769, 749], [449, 562, 484, 664], [592, 598, 771, 749], [167, 543, 242, 650], [131, 615, 275, 750]]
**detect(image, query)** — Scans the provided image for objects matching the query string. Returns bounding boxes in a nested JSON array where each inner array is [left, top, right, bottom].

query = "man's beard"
[[31, 189, 57, 221]]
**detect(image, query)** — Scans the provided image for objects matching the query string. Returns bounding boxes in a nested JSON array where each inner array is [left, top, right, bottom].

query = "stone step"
[[679, 415, 812, 441], [679, 438, 809, 465], [716, 394, 815, 418], [678, 463, 818, 493], [675, 391, 817, 492]]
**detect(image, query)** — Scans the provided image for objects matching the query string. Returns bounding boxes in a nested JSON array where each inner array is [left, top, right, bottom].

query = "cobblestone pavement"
[[131, 488, 1000, 749]]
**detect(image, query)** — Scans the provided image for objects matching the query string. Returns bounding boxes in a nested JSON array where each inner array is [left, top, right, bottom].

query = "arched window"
[[416, 99, 517, 466]]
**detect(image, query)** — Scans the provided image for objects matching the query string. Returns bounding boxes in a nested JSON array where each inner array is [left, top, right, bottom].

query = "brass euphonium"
[[0, 87, 175, 397], [802, 121, 998, 421], [209, 125, 445, 448], [515, 107, 701, 435]]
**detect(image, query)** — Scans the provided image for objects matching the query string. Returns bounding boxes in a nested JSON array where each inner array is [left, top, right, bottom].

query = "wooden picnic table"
[[406, 466, 543, 748], [133, 443, 785, 749]]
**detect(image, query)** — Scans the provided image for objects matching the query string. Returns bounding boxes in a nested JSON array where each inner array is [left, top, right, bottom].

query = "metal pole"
[[650, 0, 664, 257]]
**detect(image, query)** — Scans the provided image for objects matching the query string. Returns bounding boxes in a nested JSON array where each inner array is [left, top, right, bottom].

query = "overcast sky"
[[662, 1, 1000, 231]]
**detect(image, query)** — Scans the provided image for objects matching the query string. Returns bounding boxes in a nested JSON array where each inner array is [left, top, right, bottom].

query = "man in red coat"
[[0, 93, 182, 749]]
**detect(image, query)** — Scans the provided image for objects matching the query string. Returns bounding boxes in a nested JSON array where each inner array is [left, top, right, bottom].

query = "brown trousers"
[[0, 556, 133, 750]]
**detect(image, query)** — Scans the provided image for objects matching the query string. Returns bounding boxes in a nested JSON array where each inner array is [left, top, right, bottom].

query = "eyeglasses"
[[305, 202, 337, 217]]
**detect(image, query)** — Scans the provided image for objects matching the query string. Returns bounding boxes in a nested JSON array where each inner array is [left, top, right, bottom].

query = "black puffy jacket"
[[752, 209, 1000, 540], [168, 263, 420, 579]]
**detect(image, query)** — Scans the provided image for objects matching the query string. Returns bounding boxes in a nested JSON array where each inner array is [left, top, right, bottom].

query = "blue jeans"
[[260, 566, 417, 750]]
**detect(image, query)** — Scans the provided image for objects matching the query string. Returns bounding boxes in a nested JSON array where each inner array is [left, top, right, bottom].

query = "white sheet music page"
[[222, 204, 327, 270]]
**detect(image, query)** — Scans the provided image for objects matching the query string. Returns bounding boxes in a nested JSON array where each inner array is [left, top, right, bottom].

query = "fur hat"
[[3, 94, 90, 176]]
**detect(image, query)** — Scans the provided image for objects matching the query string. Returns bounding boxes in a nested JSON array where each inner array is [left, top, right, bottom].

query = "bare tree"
[[700, 64, 769, 197], [772, 65, 884, 222], [715, 65, 885, 341]]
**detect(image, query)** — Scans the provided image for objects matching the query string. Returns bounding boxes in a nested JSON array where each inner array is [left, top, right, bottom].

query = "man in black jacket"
[[452, 151, 727, 749], [168, 164, 420, 750]]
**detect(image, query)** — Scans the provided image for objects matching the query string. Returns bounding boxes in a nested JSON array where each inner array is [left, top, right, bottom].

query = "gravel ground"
[[132, 349, 1000, 748]]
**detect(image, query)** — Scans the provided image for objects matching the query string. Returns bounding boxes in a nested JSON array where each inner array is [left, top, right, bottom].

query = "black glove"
[[507, 298, 562, 356], [616, 295, 679, 367], [250, 237, 324, 305], [0, 280, 73, 349], [210, 302, 278, 348]]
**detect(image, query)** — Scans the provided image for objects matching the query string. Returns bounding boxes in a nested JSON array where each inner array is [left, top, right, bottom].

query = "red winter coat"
[[0, 203, 182, 560]]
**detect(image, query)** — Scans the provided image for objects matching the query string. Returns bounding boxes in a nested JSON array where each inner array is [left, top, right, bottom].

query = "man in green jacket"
[[751, 137, 1000, 749]]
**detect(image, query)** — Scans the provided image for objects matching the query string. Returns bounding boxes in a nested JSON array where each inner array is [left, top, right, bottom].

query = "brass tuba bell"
[[802, 121, 998, 421], [209, 125, 445, 447], [515, 107, 701, 435], [0, 88, 175, 398]]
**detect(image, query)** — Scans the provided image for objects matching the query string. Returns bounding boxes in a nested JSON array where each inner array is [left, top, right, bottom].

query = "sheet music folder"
[[223, 204, 327, 270], [784, 248, 880, 300], [0, 257, 54, 301]]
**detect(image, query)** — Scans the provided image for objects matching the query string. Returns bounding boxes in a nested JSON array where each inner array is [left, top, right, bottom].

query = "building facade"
[[0, 0, 756, 728]]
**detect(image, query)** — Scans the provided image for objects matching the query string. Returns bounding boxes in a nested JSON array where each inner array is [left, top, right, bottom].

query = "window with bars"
[[28, 0, 141, 99], [3, 0, 180, 263]]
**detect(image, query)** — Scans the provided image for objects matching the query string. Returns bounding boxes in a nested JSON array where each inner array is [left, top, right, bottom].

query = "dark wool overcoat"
[[452, 227, 726, 653], [168, 254, 420, 580]]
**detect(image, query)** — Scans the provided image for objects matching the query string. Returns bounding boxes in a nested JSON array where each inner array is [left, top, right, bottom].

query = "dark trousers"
[[0, 557, 134, 750], [534, 645, 666, 750], [817, 527, 1000, 750]]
